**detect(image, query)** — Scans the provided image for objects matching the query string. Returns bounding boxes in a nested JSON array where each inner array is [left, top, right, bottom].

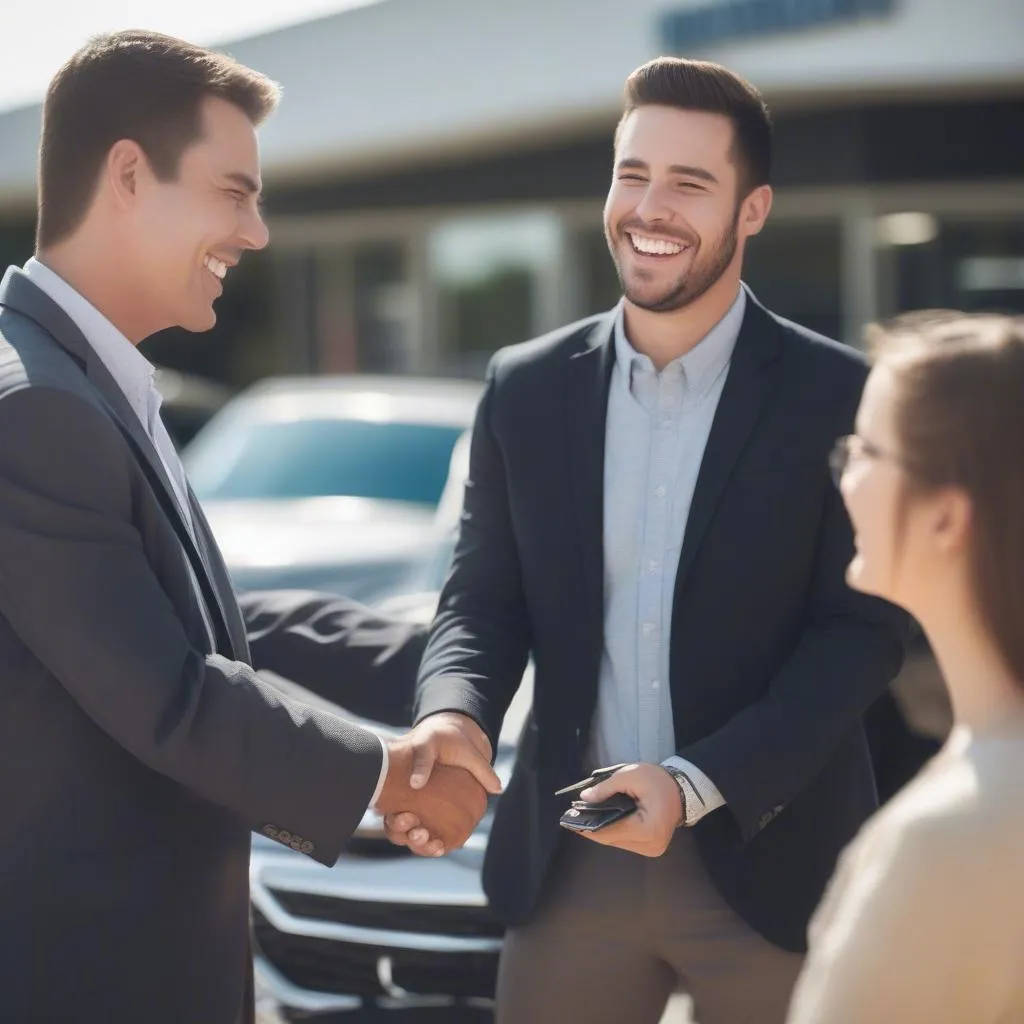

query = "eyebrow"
[[615, 158, 719, 185], [225, 172, 262, 196]]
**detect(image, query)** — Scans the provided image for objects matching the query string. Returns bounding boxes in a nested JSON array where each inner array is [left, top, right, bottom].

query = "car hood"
[[199, 497, 437, 570]]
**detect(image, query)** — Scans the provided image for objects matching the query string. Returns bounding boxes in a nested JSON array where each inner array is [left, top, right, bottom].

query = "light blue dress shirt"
[[22, 258, 391, 806], [589, 287, 747, 825]]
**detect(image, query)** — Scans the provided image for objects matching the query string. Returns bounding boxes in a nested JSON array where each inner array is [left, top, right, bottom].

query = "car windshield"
[[184, 415, 465, 506]]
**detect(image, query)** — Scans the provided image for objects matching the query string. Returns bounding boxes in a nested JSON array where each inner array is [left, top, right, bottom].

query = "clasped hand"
[[376, 713, 501, 857]]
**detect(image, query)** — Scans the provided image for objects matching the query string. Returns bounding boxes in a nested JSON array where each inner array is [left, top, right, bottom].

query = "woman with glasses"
[[787, 311, 1024, 1024]]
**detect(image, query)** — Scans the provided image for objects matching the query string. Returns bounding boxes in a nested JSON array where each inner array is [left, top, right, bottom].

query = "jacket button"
[[262, 825, 278, 839], [300, 841, 314, 854], [277, 831, 292, 844]]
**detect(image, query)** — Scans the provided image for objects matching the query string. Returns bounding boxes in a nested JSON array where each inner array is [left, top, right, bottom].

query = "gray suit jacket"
[[0, 268, 423, 1023]]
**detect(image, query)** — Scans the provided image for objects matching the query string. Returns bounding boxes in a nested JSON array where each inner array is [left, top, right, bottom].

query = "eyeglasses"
[[829, 434, 913, 488]]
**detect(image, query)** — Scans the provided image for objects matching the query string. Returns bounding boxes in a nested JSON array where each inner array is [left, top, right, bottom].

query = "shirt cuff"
[[661, 755, 726, 826], [369, 735, 389, 810]]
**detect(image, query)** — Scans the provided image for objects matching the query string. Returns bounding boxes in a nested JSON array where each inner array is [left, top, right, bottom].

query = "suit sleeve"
[[414, 367, 530, 750], [677, 451, 909, 842], [239, 589, 427, 728], [0, 387, 382, 865]]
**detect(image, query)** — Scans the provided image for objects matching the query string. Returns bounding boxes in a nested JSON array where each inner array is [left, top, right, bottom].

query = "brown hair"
[[37, 30, 280, 249], [869, 311, 1024, 688], [618, 57, 772, 196]]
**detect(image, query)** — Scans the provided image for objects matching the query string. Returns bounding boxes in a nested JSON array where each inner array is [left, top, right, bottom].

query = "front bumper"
[[250, 842, 504, 1014]]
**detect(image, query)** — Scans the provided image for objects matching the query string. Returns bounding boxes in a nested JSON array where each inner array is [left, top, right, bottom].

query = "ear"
[[738, 184, 773, 240], [933, 487, 973, 554], [105, 139, 147, 211]]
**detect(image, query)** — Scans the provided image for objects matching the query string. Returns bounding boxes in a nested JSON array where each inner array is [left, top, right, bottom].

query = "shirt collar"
[[612, 286, 747, 399], [23, 257, 159, 428]]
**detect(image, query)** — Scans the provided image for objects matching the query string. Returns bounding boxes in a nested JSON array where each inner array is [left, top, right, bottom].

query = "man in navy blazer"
[[386, 57, 908, 1024]]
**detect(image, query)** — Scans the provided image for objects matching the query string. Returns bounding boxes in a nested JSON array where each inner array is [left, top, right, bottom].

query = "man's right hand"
[[379, 713, 501, 856]]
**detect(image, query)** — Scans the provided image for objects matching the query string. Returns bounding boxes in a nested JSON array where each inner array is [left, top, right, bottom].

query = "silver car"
[[183, 375, 482, 605]]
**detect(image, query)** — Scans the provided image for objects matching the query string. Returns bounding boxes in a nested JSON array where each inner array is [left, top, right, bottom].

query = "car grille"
[[270, 888, 505, 939], [253, 908, 499, 998]]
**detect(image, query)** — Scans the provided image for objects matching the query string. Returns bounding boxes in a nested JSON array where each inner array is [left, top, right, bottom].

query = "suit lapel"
[[0, 268, 237, 658], [673, 295, 783, 599], [187, 486, 250, 662], [1, 269, 187, 524], [566, 313, 617, 643]]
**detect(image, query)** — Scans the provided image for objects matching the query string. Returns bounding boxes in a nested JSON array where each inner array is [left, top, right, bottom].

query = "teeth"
[[629, 233, 684, 256], [204, 255, 228, 280]]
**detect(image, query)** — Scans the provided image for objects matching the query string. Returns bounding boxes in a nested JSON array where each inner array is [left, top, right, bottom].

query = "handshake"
[[375, 713, 502, 857]]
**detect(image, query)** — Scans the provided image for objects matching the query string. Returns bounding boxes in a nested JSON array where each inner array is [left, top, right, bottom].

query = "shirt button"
[[655, 486, 667, 498], [661, 419, 672, 429], [648, 560, 661, 574], [652, 680, 662, 690], [642, 622, 656, 635]]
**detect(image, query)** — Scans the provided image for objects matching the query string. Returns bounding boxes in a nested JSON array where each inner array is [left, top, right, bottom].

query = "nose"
[[633, 179, 674, 225], [240, 205, 270, 252]]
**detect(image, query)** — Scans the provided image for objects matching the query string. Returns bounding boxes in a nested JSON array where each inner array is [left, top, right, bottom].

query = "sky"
[[0, 0, 381, 113]]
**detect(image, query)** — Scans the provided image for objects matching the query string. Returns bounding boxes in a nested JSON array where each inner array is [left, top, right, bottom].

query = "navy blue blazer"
[[416, 293, 908, 952]]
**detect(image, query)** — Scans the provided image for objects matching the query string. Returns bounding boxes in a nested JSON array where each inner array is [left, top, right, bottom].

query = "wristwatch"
[[662, 764, 707, 828]]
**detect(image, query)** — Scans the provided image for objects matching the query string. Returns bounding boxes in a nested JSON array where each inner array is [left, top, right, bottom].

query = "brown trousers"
[[496, 830, 803, 1024]]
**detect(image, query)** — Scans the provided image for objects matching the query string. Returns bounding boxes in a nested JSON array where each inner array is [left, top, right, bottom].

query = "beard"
[[607, 209, 740, 314]]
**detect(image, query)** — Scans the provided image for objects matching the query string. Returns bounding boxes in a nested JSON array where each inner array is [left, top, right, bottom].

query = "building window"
[[307, 240, 414, 376], [430, 212, 561, 377], [574, 225, 621, 316], [743, 220, 843, 340], [878, 215, 1024, 317], [352, 242, 414, 373]]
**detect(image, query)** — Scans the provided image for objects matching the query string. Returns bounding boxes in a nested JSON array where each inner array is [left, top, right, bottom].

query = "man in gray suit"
[[0, 31, 495, 1024]]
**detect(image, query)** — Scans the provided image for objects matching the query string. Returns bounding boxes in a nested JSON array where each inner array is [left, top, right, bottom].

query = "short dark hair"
[[869, 311, 1024, 689], [617, 57, 772, 196], [37, 30, 281, 249]]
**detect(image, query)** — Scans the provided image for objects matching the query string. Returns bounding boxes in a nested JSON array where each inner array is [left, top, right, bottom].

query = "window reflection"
[[880, 217, 1024, 316], [431, 213, 560, 377], [575, 226, 621, 316], [744, 221, 842, 340], [353, 242, 413, 374]]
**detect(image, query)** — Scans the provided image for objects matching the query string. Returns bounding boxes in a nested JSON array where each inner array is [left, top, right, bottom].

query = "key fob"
[[559, 792, 638, 833]]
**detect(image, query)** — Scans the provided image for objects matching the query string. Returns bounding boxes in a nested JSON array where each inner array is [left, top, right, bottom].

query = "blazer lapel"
[[566, 313, 617, 641], [673, 294, 783, 599], [0, 268, 236, 657], [1, 269, 185, 520], [187, 486, 250, 662]]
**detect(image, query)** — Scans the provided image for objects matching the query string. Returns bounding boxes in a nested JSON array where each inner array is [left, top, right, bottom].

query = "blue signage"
[[659, 0, 896, 53]]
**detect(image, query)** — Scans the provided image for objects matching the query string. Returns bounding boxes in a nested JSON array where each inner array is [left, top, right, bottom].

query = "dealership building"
[[0, 0, 1021, 387]]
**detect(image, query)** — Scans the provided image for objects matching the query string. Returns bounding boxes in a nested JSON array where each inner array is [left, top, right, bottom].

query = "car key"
[[554, 763, 631, 797]]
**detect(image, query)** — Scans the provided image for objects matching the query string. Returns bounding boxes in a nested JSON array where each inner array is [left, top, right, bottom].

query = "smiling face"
[[603, 105, 770, 313], [128, 95, 269, 334], [839, 363, 973, 622], [839, 366, 908, 601]]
